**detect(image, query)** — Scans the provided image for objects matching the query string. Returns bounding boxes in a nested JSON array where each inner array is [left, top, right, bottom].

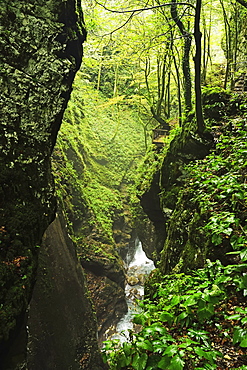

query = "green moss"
[[53, 71, 146, 244]]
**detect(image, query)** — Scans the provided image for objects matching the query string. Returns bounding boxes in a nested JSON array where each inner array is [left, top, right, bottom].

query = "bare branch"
[[95, 0, 196, 13]]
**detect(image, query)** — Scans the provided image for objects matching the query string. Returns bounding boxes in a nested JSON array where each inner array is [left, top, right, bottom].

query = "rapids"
[[111, 239, 155, 342]]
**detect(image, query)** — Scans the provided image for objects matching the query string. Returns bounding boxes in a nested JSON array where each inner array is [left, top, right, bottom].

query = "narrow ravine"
[[108, 239, 155, 342]]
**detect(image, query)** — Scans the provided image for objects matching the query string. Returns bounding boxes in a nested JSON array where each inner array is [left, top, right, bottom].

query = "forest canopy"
[[81, 0, 247, 135]]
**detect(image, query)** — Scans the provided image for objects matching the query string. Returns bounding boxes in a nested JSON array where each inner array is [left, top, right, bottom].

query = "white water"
[[111, 239, 155, 342]]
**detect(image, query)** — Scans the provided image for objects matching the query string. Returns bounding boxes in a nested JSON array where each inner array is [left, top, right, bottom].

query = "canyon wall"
[[0, 1, 106, 368]]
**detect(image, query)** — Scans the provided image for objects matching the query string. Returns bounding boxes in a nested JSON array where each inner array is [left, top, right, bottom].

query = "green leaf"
[[163, 344, 178, 357], [240, 338, 247, 347], [160, 311, 174, 325], [197, 304, 214, 322], [146, 354, 162, 369], [240, 249, 247, 261], [233, 327, 247, 345], [133, 314, 144, 325], [118, 352, 128, 368], [224, 227, 233, 236], [239, 274, 247, 289], [169, 355, 185, 370], [170, 295, 180, 306], [184, 295, 197, 306], [176, 311, 188, 323], [137, 353, 148, 370], [227, 314, 241, 320], [194, 347, 207, 358], [212, 234, 222, 245], [136, 339, 153, 352], [132, 353, 140, 369], [148, 323, 167, 335], [158, 355, 171, 369]]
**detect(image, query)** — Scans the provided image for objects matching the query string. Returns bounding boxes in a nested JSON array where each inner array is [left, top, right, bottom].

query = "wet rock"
[[85, 271, 127, 342], [137, 273, 146, 285], [128, 288, 142, 300], [127, 276, 139, 286]]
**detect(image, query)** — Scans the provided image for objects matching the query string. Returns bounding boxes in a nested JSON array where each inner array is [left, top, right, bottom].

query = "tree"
[[170, 0, 192, 113], [194, 0, 205, 134]]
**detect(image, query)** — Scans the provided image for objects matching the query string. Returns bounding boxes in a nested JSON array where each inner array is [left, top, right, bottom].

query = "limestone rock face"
[[0, 0, 87, 365], [26, 213, 106, 370], [85, 271, 127, 342], [78, 240, 128, 341]]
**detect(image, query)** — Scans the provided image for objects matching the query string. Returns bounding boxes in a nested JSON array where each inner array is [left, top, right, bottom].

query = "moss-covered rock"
[[138, 99, 247, 276], [0, 0, 86, 365], [137, 125, 214, 262], [51, 74, 147, 341]]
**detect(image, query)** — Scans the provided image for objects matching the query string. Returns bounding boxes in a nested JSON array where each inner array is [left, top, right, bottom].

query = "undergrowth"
[[102, 259, 247, 369], [102, 116, 247, 369]]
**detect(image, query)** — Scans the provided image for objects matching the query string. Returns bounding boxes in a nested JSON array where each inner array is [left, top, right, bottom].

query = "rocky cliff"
[[0, 1, 106, 368]]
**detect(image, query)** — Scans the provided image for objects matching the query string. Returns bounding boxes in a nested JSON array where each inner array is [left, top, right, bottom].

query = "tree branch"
[[95, 0, 196, 13], [236, 0, 247, 8]]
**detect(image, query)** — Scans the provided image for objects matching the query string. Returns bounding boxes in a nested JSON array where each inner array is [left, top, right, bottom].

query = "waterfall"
[[110, 239, 155, 342]]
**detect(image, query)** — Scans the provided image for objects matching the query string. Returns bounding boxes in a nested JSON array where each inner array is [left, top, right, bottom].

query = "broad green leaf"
[[158, 355, 171, 369], [212, 234, 222, 245], [137, 353, 148, 370], [146, 354, 162, 370], [233, 327, 247, 345], [240, 249, 247, 261], [163, 344, 178, 357], [169, 355, 185, 370], [197, 304, 214, 321], [239, 274, 247, 289], [132, 353, 140, 368], [136, 339, 153, 352], [160, 311, 174, 325], [176, 311, 188, 323], [240, 338, 247, 347], [149, 323, 167, 335], [194, 347, 207, 358], [118, 353, 128, 367], [184, 296, 197, 306], [170, 295, 180, 306]]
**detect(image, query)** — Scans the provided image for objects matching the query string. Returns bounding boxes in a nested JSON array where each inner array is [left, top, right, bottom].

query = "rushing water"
[[111, 239, 155, 342]]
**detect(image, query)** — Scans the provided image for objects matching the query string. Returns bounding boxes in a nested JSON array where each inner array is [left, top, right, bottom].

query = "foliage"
[[202, 86, 247, 119], [102, 258, 247, 369], [182, 116, 247, 254], [102, 107, 247, 370]]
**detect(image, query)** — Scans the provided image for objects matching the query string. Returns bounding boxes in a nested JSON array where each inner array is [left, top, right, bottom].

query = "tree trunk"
[[194, 0, 205, 134], [171, 0, 192, 113]]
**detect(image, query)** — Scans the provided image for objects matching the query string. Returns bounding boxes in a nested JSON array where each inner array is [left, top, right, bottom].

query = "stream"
[[110, 239, 155, 342]]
